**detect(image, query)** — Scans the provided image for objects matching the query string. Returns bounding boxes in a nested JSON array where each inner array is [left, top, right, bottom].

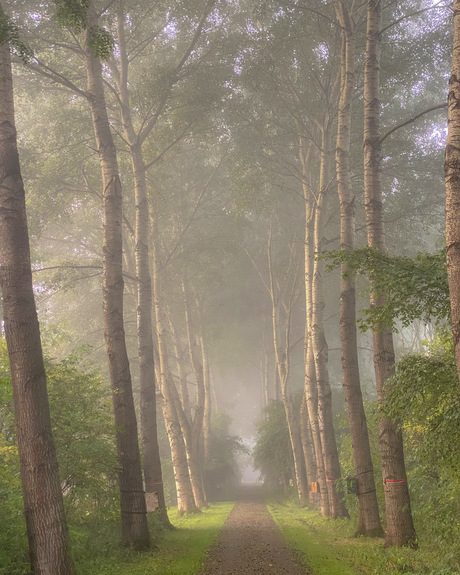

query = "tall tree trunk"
[[334, 0, 383, 537], [164, 349, 204, 511], [274, 362, 281, 401], [201, 327, 212, 464], [0, 39, 76, 575], [169, 313, 192, 420], [301, 137, 329, 514], [151, 230, 197, 514], [261, 331, 270, 409], [312, 125, 348, 519], [115, 10, 170, 525], [364, 0, 416, 547], [299, 391, 318, 508], [268, 227, 309, 506], [84, 3, 149, 548], [445, 0, 460, 390], [165, 304, 206, 510], [182, 284, 207, 508]]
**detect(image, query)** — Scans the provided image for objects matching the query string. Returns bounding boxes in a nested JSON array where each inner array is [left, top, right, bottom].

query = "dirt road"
[[199, 486, 309, 575]]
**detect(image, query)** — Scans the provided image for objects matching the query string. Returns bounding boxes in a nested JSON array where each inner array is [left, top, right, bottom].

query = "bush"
[[386, 331, 460, 546], [0, 342, 118, 573], [253, 400, 295, 493]]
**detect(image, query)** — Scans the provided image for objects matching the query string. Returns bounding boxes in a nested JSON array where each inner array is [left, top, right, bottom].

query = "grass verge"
[[267, 501, 460, 575], [268, 502, 358, 575], [76, 502, 234, 575]]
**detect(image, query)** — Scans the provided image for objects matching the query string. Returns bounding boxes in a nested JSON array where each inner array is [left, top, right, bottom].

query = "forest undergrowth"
[[75, 503, 234, 575], [0, 503, 233, 575]]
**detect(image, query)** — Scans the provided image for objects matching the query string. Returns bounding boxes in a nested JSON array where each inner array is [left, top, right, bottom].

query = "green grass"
[[267, 501, 460, 575], [76, 503, 234, 575], [268, 502, 359, 575]]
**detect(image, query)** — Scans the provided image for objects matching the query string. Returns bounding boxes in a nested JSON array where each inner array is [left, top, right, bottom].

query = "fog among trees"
[[1, 1, 459, 574]]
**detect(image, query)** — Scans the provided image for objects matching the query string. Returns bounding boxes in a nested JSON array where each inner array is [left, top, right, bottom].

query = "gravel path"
[[199, 486, 309, 575]]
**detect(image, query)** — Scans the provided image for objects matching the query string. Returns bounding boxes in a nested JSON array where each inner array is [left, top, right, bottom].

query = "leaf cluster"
[[386, 332, 460, 475], [253, 400, 294, 490], [384, 332, 460, 544], [0, 6, 32, 62], [0, 341, 118, 535], [324, 247, 449, 331], [53, 0, 89, 32], [87, 25, 114, 60], [52, 0, 113, 59]]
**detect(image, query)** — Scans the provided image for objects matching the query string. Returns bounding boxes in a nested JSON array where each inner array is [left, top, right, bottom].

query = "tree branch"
[[137, 0, 214, 145], [381, 1, 449, 35], [379, 103, 447, 145]]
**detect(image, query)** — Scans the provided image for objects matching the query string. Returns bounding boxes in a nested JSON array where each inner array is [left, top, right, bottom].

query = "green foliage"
[[46, 355, 118, 521], [0, 438, 27, 575], [52, 0, 114, 59], [0, 6, 32, 62], [204, 413, 248, 500], [253, 400, 294, 492], [386, 332, 460, 545], [53, 0, 89, 32], [324, 247, 449, 331], [387, 332, 460, 475], [87, 26, 114, 60], [0, 341, 118, 574]]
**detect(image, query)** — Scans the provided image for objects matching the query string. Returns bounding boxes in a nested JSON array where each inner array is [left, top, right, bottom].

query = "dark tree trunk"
[[334, 0, 383, 537], [115, 11, 170, 526], [364, 0, 416, 547], [445, 0, 460, 391], [0, 40, 75, 575], [84, 2, 149, 548]]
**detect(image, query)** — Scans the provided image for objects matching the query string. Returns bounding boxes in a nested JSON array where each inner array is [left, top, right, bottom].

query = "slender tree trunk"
[[334, 0, 383, 537], [268, 229, 309, 505], [274, 362, 280, 401], [165, 357, 205, 511], [169, 314, 192, 420], [301, 138, 329, 514], [312, 126, 348, 519], [364, 0, 416, 547], [195, 297, 212, 465], [151, 227, 197, 514], [84, 2, 149, 548], [182, 284, 207, 507], [115, 10, 170, 525], [445, 0, 460, 390], [0, 39, 76, 575], [201, 329, 212, 463], [261, 331, 270, 408], [280, 373, 309, 506], [299, 391, 318, 507]]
